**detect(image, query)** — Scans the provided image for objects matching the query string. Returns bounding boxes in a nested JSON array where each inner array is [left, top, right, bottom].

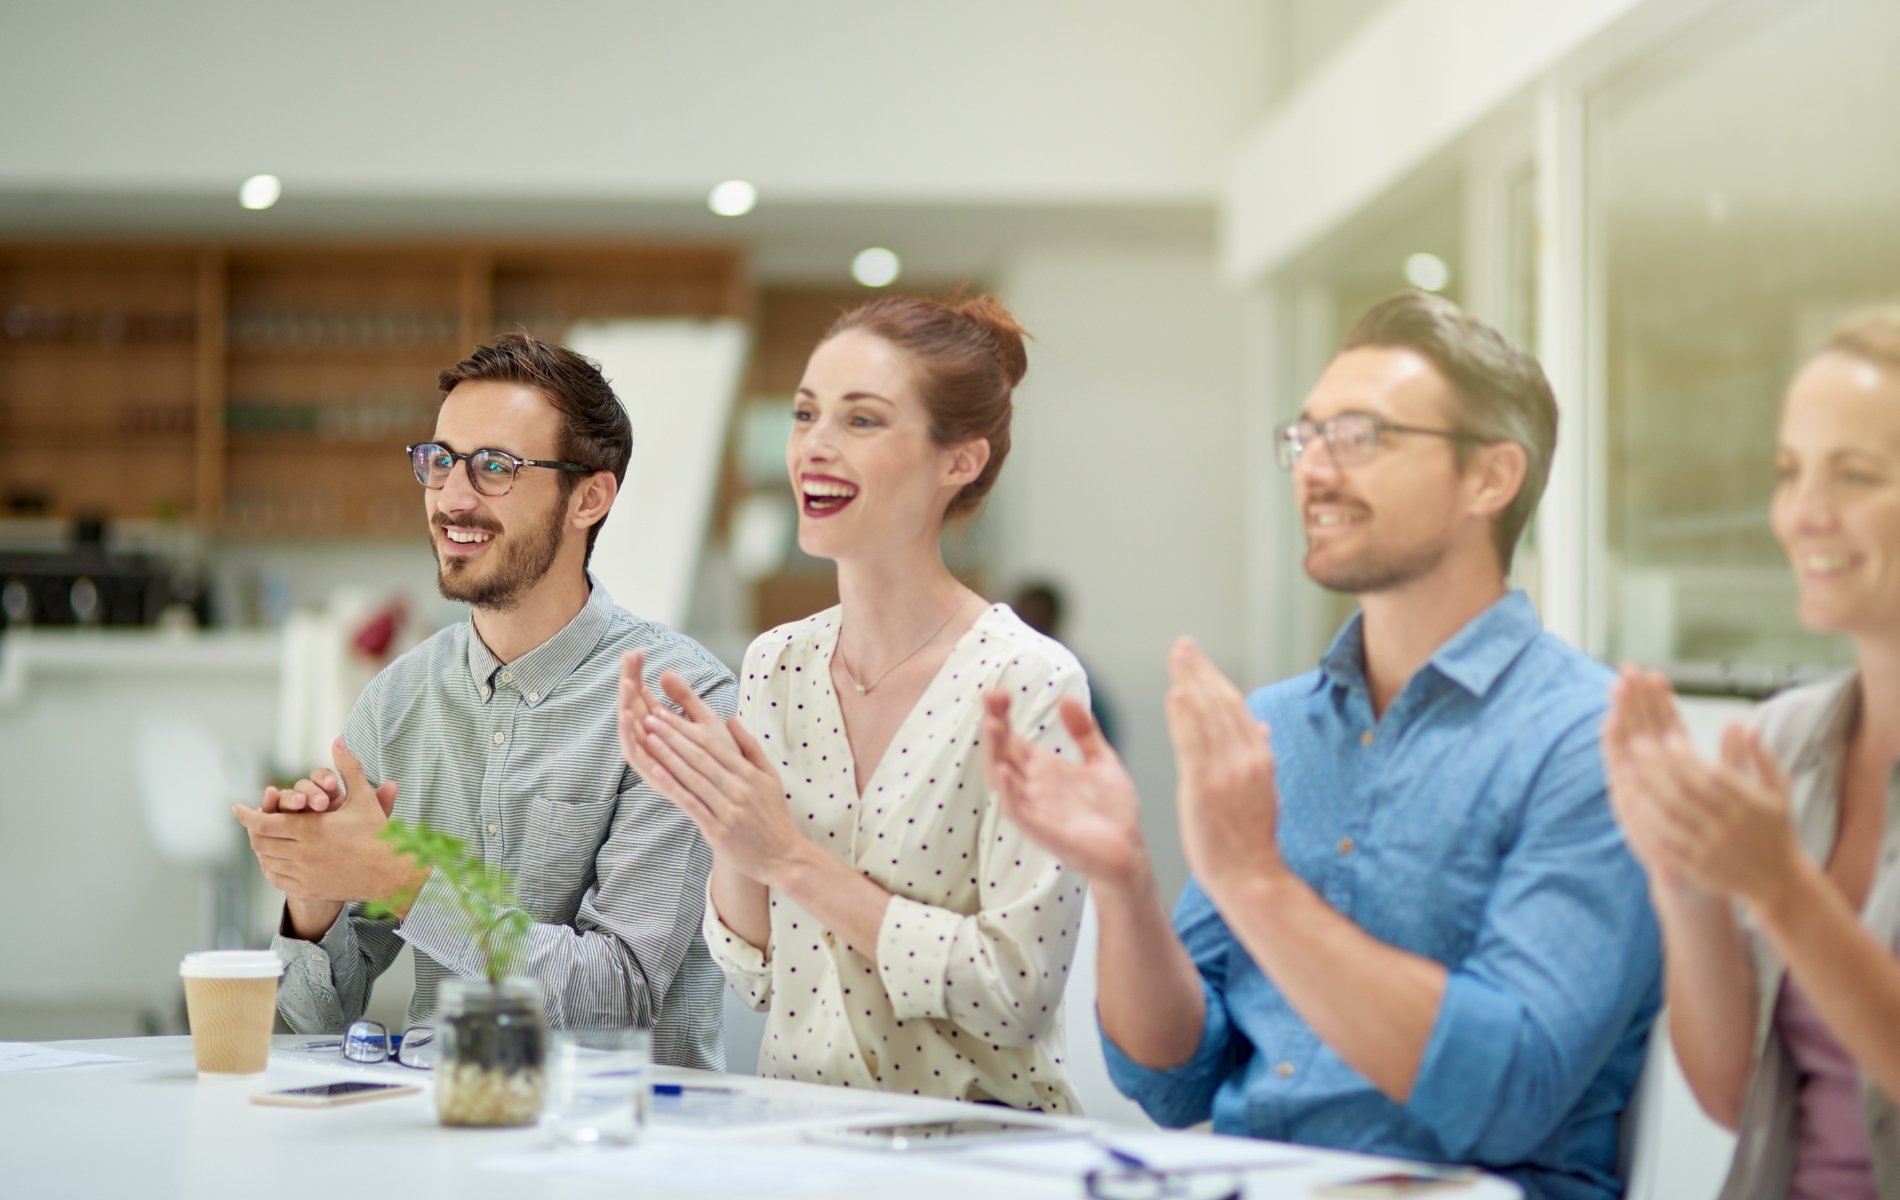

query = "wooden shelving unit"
[[0, 241, 748, 537]]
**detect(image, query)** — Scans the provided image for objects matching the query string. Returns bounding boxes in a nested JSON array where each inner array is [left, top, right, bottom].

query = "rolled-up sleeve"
[[875, 666, 1090, 1045], [1101, 880, 1241, 1126], [704, 878, 773, 1012], [1405, 716, 1662, 1160], [273, 903, 405, 1032]]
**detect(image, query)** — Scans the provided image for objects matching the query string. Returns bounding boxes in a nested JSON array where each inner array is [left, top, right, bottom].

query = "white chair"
[[1620, 1011, 1737, 1200], [721, 981, 768, 1074], [133, 715, 258, 949], [1063, 892, 1159, 1127]]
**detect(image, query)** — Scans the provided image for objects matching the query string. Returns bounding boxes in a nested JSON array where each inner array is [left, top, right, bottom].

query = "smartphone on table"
[[251, 1081, 422, 1108]]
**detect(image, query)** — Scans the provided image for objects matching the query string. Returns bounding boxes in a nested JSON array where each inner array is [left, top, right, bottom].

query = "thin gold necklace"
[[836, 595, 968, 696]]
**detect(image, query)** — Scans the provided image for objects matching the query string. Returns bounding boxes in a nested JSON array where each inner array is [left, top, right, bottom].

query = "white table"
[[3, 1037, 1521, 1199]]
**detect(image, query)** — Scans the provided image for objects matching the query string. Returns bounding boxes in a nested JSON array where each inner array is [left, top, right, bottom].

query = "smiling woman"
[[617, 292, 1097, 1111], [1605, 308, 1900, 1200]]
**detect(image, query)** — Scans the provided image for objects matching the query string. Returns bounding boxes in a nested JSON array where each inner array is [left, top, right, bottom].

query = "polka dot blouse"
[[703, 603, 1090, 1113]]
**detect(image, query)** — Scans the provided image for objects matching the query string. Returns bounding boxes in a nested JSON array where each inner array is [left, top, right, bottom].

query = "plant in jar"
[[366, 819, 544, 1126]]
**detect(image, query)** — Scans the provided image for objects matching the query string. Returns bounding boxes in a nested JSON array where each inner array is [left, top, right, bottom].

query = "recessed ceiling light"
[[1403, 252, 1450, 292], [852, 247, 901, 288], [239, 174, 282, 211], [708, 180, 758, 217]]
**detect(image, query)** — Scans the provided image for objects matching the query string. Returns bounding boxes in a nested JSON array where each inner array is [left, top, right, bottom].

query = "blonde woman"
[[1607, 311, 1900, 1199]]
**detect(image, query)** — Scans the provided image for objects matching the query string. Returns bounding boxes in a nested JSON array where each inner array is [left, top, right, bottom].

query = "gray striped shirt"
[[273, 579, 736, 1069]]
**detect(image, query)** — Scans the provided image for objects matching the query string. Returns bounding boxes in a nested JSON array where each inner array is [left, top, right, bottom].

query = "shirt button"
[[1359, 729, 1374, 747], [528, 692, 540, 705], [1337, 837, 1355, 856], [499, 670, 514, 684], [492, 731, 506, 746], [1275, 1061, 1295, 1078], [487, 824, 499, 837]]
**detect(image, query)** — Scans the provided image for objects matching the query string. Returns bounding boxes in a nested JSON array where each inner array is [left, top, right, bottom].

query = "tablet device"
[[804, 1116, 1086, 1152], [251, 1081, 423, 1108]]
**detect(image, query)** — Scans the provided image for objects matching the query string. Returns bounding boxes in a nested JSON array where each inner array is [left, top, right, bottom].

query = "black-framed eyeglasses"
[[343, 1019, 436, 1070], [1085, 1167, 1245, 1200], [406, 441, 595, 497], [1273, 412, 1485, 472]]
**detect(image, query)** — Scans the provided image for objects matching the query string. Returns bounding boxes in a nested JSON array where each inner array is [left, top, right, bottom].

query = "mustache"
[[1301, 490, 1363, 509], [433, 513, 503, 535]]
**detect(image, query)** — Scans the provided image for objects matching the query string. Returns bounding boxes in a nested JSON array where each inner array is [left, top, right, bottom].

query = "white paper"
[[485, 1140, 912, 1193], [959, 1129, 1310, 1175], [650, 1086, 895, 1134], [0, 1043, 136, 1073]]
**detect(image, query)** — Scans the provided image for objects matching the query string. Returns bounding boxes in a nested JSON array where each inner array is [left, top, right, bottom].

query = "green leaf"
[[363, 816, 528, 981]]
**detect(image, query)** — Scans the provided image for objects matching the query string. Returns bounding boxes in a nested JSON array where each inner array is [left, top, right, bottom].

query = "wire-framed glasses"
[[1273, 412, 1485, 472], [343, 1019, 436, 1070], [406, 441, 595, 497], [1085, 1166, 1245, 1200]]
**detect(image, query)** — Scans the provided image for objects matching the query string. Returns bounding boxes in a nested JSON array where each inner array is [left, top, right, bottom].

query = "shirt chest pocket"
[[1357, 808, 1500, 958], [517, 795, 617, 923]]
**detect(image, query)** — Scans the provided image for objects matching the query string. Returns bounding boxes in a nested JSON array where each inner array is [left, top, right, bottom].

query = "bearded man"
[[236, 334, 734, 1068]]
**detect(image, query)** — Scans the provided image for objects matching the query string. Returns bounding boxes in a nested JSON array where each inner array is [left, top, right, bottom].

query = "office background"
[[0, 4, 1893, 1185]]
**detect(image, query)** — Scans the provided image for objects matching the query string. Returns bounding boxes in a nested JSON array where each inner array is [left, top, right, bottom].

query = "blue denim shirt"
[[1105, 592, 1661, 1200]]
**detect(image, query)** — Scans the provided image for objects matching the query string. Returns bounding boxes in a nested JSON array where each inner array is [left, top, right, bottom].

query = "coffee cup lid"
[[179, 950, 285, 979]]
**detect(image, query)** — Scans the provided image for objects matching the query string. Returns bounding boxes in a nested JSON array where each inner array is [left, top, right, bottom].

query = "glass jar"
[[434, 978, 547, 1127]]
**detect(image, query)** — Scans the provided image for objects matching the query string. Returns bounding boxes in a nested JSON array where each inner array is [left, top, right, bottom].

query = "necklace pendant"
[[853, 683, 868, 695]]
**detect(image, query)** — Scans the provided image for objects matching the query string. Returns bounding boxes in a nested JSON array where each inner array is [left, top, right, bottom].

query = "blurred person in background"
[[619, 294, 1090, 1110], [1012, 579, 1119, 749], [1605, 310, 1900, 1200], [987, 291, 1660, 1199], [235, 334, 734, 1067]]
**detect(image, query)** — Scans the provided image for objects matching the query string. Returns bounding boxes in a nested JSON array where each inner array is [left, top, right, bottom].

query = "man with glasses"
[[235, 333, 735, 1068], [986, 292, 1660, 1199]]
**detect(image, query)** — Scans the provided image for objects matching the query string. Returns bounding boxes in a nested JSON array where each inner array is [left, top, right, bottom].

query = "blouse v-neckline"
[[819, 604, 1002, 802]]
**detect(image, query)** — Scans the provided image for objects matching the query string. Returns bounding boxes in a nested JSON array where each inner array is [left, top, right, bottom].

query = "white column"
[[1533, 79, 1604, 654]]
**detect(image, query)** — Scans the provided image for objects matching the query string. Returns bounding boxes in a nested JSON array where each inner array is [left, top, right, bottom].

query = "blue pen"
[[1099, 1143, 1150, 1170], [652, 1083, 738, 1096]]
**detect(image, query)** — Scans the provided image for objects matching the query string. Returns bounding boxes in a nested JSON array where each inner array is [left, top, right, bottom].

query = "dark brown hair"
[[822, 293, 1029, 519], [1341, 292, 1557, 573], [437, 332, 632, 566]]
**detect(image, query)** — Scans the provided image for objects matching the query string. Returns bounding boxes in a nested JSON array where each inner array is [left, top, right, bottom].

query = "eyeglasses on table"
[[293, 1020, 436, 1069], [1085, 1165, 1246, 1200]]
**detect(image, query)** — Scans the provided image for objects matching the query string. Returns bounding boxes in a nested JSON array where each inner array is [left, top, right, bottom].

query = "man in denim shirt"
[[986, 293, 1660, 1200]]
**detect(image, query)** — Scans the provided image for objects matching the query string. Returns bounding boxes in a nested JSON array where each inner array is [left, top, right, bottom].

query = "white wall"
[[1221, 0, 1724, 282], [1, 0, 1270, 205], [989, 243, 1250, 904], [0, 637, 279, 1036]]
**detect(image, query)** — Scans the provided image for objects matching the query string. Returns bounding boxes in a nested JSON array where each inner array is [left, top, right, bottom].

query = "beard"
[[1304, 523, 1450, 596], [431, 496, 567, 612]]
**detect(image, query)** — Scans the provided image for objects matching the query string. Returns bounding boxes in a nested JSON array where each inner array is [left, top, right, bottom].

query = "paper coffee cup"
[[179, 951, 283, 1076]]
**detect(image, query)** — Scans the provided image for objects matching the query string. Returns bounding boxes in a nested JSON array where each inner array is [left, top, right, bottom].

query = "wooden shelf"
[[1, 240, 750, 532]]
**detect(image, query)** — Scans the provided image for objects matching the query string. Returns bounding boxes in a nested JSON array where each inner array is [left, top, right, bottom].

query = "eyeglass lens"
[[343, 1019, 390, 1063], [1277, 415, 1379, 470], [409, 443, 518, 495]]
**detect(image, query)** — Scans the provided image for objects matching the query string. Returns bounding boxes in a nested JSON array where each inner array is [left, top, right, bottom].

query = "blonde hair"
[[1823, 308, 1900, 372]]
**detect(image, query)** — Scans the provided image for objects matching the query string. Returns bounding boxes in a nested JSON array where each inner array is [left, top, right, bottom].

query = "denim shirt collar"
[[1316, 590, 1543, 702], [463, 575, 615, 707]]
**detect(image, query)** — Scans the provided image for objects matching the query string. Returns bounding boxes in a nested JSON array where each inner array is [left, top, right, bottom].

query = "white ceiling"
[[0, 0, 1262, 283]]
